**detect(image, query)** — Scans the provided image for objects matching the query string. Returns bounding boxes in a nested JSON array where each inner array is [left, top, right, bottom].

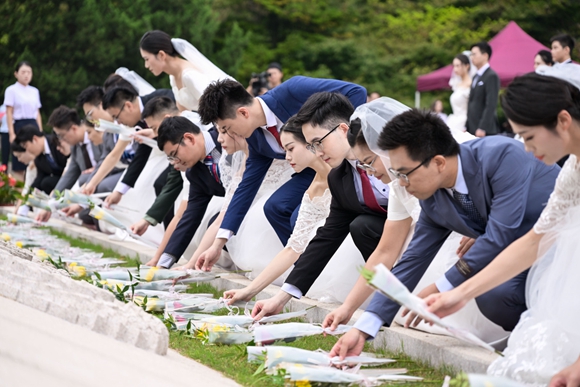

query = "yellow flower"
[[15, 241, 23, 248], [69, 263, 86, 277], [295, 381, 311, 387], [35, 249, 48, 260], [2, 233, 11, 241], [93, 209, 104, 220], [144, 266, 159, 281]]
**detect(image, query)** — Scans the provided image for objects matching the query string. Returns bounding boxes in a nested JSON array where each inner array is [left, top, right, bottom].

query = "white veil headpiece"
[[536, 64, 580, 92], [448, 50, 478, 90], [171, 38, 234, 81], [115, 67, 156, 96]]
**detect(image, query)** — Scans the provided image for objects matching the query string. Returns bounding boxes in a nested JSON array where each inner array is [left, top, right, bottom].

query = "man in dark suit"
[[151, 116, 225, 268], [329, 109, 560, 359], [466, 42, 500, 137], [194, 76, 367, 270], [100, 85, 174, 208], [251, 92, 389, 320], [14, 125, 68, 194]]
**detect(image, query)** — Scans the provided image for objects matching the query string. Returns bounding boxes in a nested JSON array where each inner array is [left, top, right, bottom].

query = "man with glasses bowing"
[[251, 92, 390, 320], [329, 109, 560, 360], [194, 77, 366, 271], [154, 116, 225, 268]]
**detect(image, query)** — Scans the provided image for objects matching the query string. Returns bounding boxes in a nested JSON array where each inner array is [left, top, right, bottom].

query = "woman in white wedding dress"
[[323, 98, 507, 344], [447, 53, 477, 143], [223, 117, 366, 304], [425, 65, 580, 386], [139, 30, 232, 112], [170, 127, 294, 272]]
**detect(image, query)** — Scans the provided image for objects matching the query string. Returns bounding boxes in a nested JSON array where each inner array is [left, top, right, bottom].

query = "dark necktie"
[[80, 143, 93, 169], [452, 189, 486, 229], [45, 153, 60, 173], [357, 168, 387, 214], [471, 74, 480, 88], [266, 125, 282, 148], [204, 151, 221, 183]]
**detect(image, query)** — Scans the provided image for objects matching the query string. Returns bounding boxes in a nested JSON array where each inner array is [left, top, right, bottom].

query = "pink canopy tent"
[[415, 21, 549, 106]]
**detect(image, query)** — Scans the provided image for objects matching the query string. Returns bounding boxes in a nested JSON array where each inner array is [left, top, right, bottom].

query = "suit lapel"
[[338, 160, 365, 212], [459, 145, 489, 221]]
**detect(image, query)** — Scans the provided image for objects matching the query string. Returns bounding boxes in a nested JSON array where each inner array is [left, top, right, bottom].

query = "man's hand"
[[550, 357, 580, 387], [475, 129, 486, 137], [425, 287, 469, 319], [323, 304, 356, 331], [329, 328, 368, 360], [251, 291, 292, 320], [402, 283, 439, 328], [195, 239, 226, 272], [81, 167, 95, 175], [104, 191, 122, 208], [223, 287, 256, 305], [35, 209, 52, 223], [61, 204, 83, 217], [130, 218, 151, 236], [456, 236, 476, 258]]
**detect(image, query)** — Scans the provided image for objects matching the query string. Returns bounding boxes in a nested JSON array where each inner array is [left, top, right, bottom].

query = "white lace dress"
[[446, 87, 473, 142], [488, 155, 580, 385], [169, 68, 213, 111]]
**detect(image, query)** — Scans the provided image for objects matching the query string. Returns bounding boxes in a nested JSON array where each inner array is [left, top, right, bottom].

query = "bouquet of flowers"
[[0, 164, 24, 205], [97, 119, 158, 148], [253, 323, 352, 344]]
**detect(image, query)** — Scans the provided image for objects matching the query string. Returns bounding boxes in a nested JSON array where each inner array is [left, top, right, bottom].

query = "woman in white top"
[[3, 61, 43, 177], [139, 30, 232, 112], [223, 117, 366, 304], [323, 98, 507, 344], [446, 53, 476, 143]]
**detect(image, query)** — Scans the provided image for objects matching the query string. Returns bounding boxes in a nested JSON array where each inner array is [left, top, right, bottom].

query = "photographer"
[[246, 62, 284, 96]]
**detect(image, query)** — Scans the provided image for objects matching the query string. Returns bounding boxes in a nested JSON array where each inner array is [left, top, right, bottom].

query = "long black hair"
[[140, 30, 177, 57]]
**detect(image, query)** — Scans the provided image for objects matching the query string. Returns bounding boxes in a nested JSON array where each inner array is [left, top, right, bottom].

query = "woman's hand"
[[425, 287, 469, 319], [322, 304, 356, 331], [223, 287, 256, 305]]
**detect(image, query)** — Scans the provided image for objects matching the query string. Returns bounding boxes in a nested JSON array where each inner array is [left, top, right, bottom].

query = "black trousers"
[[349, 213, 386, 260], [154, 165, 174, 229]]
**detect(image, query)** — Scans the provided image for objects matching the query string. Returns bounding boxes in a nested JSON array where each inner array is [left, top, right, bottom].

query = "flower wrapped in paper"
[[89, 207, 128, 230], [6, 214, 35, 224], [26, 196, 52, 211], [139, 266, 187, 282], [365, 264, 496, 352], [279, 363, 366, 384], [62, 190, 102, 207], [97, 119, 157, 148], [95, 268, 138, 281], [253, 323, 352, 344]]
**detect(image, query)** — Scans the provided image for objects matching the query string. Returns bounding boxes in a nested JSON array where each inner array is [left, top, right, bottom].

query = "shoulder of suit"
[[328, 159, 350, 179]]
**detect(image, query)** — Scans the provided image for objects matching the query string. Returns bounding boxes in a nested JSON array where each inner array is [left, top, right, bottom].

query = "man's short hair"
[[142, 96, 179, 120], [550, 33, 576, 51], [103, 74, 138, 93], [377, 109, 459, 162], [198, 79, 254, 125], [48, 105, 81, 131], [471, 41, 493, 59], [102, 86, 138, 110], [293, 92, 354, 130], [76, 86, 104, 108], [157, 116, 202, 150], [15, 125, 45, 145]]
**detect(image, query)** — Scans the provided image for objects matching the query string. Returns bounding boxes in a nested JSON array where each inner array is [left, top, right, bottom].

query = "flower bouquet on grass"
[[0, 164, 24, 205], [253, 323, 352, 344], [6, 213, 36, 224], [361, 264, 497, 353]]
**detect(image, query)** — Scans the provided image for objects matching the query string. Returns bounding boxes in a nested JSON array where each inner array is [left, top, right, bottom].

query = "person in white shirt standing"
[[3, 61, 43, 180], [550, 34, 575, 67]]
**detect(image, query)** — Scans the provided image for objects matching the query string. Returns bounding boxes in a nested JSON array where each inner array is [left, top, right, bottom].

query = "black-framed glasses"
[[356, 155, 378, 173], [306, 124, 341, 153], [388, 157, 432, 184], [167, 135, 184, 164], [111, 102, 126, 122]]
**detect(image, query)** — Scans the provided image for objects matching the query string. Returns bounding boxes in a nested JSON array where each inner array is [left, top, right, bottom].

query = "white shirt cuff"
[[216, 228, 234, 240], [353, 311, 384, 339], [281, 283, 303, 299], [158, 253, 175, 268], [17, 205, 30, 216], [435, 276, 455, 292], [78, 203, 89, 209], [114, 182, 131, 194]]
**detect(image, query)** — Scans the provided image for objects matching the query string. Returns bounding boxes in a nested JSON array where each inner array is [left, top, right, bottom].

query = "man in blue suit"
[[330, 109, 560, 359], [195, 76, 367, 270]]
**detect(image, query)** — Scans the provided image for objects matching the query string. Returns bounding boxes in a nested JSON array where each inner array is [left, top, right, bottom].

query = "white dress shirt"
[[3, 82, 41, 120], [353, 156, 467, 339], [281, 160, 390, 299], [82, 132, 97, 167], [471, 63, 490, 88]]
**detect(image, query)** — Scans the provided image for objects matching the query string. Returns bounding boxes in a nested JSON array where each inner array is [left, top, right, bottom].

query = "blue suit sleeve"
[[288, 76, 367, 109], [220, 146, 273, 234], [445, 149, 548, 287], [365, 210, 451, 324]]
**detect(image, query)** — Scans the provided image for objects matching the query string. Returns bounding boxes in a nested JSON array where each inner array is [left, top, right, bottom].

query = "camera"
[[250, 71, 270, 96]]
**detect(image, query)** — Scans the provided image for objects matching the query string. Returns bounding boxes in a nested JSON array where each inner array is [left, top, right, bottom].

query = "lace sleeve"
[[220, 151, 245, 212], [534, 155, 580, 234], [286, 189, 332, 254], [261, 160, 294, 190]]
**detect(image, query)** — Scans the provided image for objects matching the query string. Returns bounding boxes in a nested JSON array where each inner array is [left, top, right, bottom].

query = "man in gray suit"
[[37, 106, 123, 221], [329, 109, 560, 358], [466, 42, 500, 137]]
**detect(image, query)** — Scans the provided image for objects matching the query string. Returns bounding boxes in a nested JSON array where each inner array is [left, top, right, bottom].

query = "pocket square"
[[477, 81, 484, 86]]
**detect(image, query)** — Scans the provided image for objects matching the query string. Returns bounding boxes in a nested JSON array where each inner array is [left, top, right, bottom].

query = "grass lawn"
[[43, 226, 449, 386]]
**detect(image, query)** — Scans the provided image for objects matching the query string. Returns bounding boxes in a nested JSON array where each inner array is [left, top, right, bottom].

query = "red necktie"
[[266, 125, 282, 147], [357, 168, 387, 214]]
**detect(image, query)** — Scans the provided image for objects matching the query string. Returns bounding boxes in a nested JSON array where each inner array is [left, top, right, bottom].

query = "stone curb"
[[1, 207, 498, 372]]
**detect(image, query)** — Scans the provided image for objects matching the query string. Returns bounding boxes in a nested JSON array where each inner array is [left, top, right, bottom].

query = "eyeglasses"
[[306, 124, 341, 153], [388, 157, 431, 184], [111, 102, 126, 122], [167, 135, 184, 164], [356, 155, 378, 173]]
